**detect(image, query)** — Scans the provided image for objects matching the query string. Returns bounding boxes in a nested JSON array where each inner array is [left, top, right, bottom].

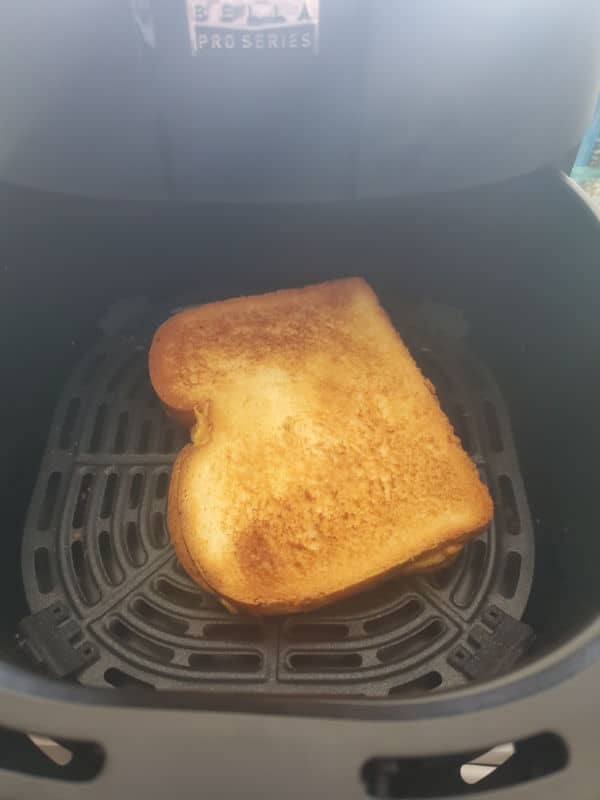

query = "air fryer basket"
[[0, 169, 598, 798], [18, 306, 534, 694]]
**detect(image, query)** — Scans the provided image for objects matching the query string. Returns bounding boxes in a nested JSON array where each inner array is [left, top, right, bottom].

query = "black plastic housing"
[[0, 169, 598, 797]]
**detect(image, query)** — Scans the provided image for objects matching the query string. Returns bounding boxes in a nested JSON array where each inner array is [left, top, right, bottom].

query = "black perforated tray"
[[20, 302, 534, 696]]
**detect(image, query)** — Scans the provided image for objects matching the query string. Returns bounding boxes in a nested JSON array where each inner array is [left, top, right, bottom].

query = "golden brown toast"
[[149, 278, 492, 614]]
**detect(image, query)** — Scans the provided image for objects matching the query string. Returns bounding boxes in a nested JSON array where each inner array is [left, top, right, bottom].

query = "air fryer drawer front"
[[0, 631, 598, 800]]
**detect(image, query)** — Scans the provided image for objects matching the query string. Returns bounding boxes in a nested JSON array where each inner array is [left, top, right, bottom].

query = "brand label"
[[186, 2, 319, 53]]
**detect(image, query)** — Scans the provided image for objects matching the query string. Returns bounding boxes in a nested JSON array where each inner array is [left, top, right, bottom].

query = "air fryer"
[[0, 2, 599, 799]]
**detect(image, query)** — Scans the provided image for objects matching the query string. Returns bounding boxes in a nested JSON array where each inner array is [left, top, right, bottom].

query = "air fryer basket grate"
[[20, 303, 534, 695]]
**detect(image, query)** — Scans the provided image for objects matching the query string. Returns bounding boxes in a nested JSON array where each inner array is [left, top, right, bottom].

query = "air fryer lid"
[[1, 0, 599, 200]]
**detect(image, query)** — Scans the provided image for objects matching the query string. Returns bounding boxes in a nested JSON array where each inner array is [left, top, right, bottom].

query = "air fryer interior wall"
[[0, 169, 598, 694]]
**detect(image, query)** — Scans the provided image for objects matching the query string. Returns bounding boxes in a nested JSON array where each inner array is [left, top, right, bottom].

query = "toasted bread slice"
[[150, 278, 492, 614]]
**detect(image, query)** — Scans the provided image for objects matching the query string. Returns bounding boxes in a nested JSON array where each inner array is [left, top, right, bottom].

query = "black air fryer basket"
[[18, 302, 535, 694], [0, 1, 599, 798]]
